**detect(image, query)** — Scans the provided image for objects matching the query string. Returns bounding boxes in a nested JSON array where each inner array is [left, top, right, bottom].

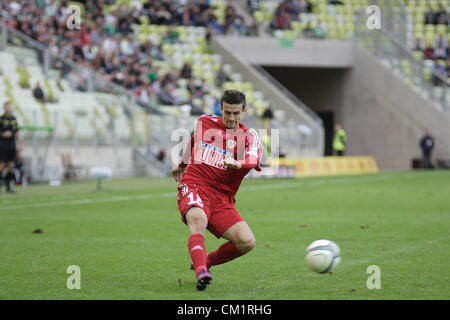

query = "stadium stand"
[[0, 45, 135, 144], [0, 0, 275, 118], [1, 0, 322, 180], [1, 0, 448, 178], [249, 0, 364, 40]]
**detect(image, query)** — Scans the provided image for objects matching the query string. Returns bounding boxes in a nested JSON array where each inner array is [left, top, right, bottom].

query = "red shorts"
[[177, 183, 244, 238]]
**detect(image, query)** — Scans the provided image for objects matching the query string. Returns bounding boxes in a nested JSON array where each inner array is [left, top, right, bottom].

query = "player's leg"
[[5, 160, 15, 193], [0, 160, 4, 192], [4, 161, 14, 193], [185, 207, 212, 290], [207, 221, 256, 268]]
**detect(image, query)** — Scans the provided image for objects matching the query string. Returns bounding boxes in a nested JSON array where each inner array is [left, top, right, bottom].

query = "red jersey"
[[179, 114, 263, 197]]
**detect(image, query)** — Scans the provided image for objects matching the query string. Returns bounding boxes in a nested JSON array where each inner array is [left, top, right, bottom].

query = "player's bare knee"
[[186, 208, 207, 233], [238, 236, 256, 253]]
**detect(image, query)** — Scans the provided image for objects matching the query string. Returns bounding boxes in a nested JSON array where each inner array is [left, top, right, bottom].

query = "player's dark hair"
[[221, 90, 246, 109]]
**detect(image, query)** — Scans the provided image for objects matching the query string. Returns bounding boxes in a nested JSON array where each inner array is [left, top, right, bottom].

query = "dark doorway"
[[317, 111, 334, 156]]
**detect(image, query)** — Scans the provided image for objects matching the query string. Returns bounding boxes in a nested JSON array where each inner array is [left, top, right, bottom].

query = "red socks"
[[189, 236, 245, 271], [207, 241, 243, 268], [188, 234, 207, 274]]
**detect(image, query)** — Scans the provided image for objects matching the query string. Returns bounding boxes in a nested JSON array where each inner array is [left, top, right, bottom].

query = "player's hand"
[[223, 157, 241, 170], [2, 131, 13, 138], [171, 166, 185, 182]]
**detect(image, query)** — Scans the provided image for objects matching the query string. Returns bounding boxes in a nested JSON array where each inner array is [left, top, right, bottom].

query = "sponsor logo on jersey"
[[194, 142, 232, 170]]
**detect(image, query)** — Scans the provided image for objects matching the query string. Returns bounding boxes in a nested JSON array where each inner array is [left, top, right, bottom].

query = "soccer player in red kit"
[[172, 90, 263, 291]]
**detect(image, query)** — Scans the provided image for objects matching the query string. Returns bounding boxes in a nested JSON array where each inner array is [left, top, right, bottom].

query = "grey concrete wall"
[[217, 36, 354, 68]]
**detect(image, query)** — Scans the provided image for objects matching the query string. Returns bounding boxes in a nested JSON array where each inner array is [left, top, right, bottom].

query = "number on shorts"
[[187, 192, 203, 207]]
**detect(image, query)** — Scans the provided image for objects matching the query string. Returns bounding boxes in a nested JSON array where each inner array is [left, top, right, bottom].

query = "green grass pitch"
[[0, 170, 449, 300]]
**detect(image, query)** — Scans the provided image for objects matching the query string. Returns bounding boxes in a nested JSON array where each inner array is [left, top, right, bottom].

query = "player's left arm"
[[224, 129, 263, 171]]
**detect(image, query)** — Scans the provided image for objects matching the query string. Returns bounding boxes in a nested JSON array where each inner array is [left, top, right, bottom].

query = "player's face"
[[221, 103, 246, 129], [4, 103, 12, 114]]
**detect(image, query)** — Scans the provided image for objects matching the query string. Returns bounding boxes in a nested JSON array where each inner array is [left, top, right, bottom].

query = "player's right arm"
[[172, 115, 209, 181]]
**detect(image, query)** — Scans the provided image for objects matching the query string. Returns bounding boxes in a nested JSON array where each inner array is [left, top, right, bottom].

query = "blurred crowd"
[[0, 0, 256, 111], [269, 0, 313, 32], [248, 0, 328, 39], [414, 4, 450, 86], [424, 4, 450, 25]]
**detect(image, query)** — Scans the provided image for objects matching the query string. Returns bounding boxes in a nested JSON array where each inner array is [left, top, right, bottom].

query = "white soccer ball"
[[304, 239, 341, 273]]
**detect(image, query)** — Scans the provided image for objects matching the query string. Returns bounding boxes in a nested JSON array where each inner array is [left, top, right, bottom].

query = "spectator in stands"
[[215, 65, 229, 87], [232, 16, 250, 36], [163, 26, 180, 44], [117, 16, 133, 35], [299, 0, 313, 13], [420, 130, 435, 169], [82, 42, 99, 62], [432, 58, 447, 86], [180, 62, 193, 79], [3, 0, 253, 112], [314, 20, 327, 39], [434, 4, 448, 25], [32, 82, 45, 102], [157, 149, 166, 162], [8, 1, 22, 16], [271, 11, 292, 30], [261, 105, 274, 130], [433, 42, 448, 60], [303, 21, 315, 38], [213, 99, 222, 116], [424, 43, 434, 59], [247, 17, 259, 36], [72, 37, 85, 61], [434, 35, 448, 50], [424, 6, 436, 25], [158, 83, 185, 106], [446, 57, 450, 78], [119, 35, 136, 57], [187, 77, 201, 97], [414, 38, 425, 52], [247, 0, 261, 14], [138, 84, 156, 104]]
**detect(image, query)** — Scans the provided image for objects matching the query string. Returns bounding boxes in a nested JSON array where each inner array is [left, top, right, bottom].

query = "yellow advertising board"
[[269, 157, 379, 178]]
